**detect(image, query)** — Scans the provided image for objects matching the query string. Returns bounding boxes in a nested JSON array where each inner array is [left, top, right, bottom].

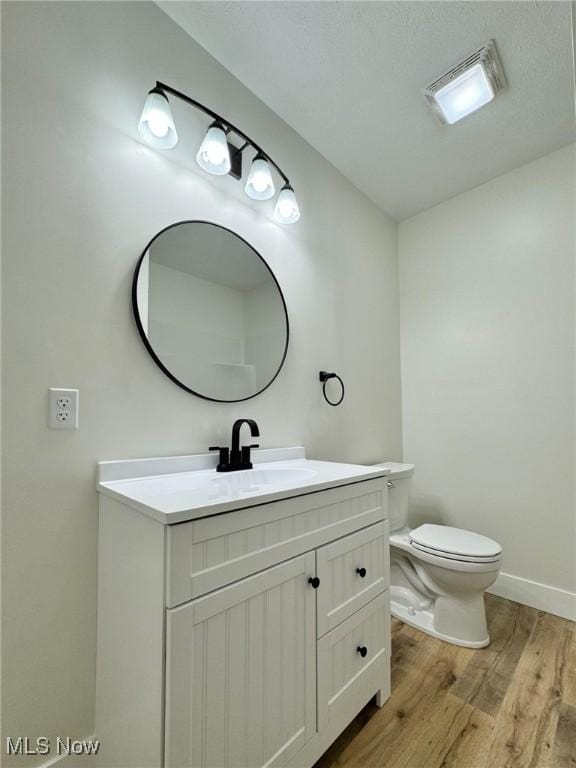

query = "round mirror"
[[133, 221, 289, 402]]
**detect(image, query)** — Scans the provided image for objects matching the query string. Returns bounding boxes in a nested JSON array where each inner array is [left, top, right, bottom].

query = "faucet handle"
[[240, 444, 259, 469], [209, 446, 230, 472]]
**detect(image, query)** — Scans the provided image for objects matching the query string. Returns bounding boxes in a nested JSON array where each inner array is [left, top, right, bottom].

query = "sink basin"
[[97, 447, 389, 524], [214, 466, 317, 489]]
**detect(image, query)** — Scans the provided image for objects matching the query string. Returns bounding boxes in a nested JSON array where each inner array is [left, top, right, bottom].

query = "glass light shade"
[[245, 155, 275, 200], [433, 63, 494, 124], [274, 185, 300, 224], [138, 89, 178, 149], [196, 122, 231, 175]]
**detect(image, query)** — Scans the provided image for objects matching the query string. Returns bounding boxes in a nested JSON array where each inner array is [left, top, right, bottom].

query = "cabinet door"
[[165, 553, 317, 768]]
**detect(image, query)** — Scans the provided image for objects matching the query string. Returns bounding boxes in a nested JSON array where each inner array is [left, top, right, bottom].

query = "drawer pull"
[[308, 576, 320, 589], [356, 567, 367, 578], [357, 645, 368, 658]]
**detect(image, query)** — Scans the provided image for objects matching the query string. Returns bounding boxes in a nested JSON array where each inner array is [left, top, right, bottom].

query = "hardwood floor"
[[314, 595, 576, 768]]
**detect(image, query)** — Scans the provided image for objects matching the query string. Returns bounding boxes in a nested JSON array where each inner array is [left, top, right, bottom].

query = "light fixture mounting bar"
[[155, 81, 290, 185]]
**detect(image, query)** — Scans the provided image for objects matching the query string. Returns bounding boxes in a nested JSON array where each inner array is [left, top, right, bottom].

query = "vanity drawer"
[[316, 521, 389, 637], [318, 591, 390, 732], [167, 478, 386, 607]]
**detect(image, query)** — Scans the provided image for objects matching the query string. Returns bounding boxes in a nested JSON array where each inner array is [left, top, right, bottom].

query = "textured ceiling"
[[159, 1, 575, 220]]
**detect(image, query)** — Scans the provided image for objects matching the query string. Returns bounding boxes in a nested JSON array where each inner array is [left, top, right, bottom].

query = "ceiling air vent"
[[423, 40, 506, 125]]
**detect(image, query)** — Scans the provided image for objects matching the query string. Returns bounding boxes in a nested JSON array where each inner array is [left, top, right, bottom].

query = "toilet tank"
[[374, 462, 415, 532]]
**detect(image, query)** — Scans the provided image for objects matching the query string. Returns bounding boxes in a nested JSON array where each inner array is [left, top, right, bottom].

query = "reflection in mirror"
[[134, 222, 288, 402]]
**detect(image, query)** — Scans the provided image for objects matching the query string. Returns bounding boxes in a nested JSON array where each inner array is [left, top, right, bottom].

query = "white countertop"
[[97, 446, 388, 524]]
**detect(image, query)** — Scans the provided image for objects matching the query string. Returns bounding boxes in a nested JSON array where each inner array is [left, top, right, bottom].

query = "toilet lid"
[[410, 524, 502, 559]]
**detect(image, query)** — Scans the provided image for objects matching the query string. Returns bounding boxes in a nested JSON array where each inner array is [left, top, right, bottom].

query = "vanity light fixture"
[[138, 81, 300, 223], [423, 40, 506, 125], [138, 87, 178, 148], [274, 184, 300, 224], [245, 154, 275, 200], [196, 121, 231, 176]]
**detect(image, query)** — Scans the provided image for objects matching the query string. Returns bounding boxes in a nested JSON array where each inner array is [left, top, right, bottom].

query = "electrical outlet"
[[48, 388, 79, 429]]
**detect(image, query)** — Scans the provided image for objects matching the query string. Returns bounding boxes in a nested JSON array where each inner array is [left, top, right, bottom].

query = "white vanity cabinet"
[[95, 452, 391, 768]]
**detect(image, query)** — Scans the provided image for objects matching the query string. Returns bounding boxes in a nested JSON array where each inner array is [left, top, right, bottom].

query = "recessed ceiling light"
[[423, 40, 506, 125]]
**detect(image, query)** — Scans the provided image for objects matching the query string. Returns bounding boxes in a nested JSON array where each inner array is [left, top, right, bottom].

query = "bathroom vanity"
[[95, 447, 390, 768]]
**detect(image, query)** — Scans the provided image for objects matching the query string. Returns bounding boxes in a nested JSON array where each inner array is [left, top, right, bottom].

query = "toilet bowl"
[[376, 462, 502, 648]]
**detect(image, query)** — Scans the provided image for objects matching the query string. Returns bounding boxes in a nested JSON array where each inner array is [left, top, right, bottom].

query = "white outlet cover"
[[48, 388, 79, 429]]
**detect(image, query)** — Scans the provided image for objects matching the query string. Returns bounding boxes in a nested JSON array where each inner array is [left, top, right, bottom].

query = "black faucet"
[[209, 419, 260, 472]]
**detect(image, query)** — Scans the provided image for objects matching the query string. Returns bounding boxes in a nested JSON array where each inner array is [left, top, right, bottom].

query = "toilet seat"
[[410, 540, 502, 564], [390, 531, 502, 574], [410, 524, 502, 563]]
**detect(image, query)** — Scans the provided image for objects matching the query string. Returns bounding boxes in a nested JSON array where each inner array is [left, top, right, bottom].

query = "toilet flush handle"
[[387, 480, 395, 488]]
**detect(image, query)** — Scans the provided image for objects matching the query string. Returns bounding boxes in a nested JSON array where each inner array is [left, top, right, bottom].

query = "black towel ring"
[[319, 371, 345, 407]]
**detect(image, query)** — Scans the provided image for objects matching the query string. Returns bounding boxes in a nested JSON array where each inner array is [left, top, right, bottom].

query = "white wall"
[[399, 145, 576, 617], [1, 2, 401, 761]]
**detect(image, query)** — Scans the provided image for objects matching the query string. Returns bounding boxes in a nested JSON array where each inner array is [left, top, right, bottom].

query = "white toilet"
[[376, 462, 502, 648]]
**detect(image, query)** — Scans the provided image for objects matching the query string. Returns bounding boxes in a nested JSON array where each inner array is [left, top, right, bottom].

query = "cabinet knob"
[[308, 576, 320, 589], [356, 567, 367, 578], [357, 645, 368, 658]]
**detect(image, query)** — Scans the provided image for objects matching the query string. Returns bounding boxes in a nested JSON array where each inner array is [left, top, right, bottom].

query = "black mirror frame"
[[132, 220, 290, 403]]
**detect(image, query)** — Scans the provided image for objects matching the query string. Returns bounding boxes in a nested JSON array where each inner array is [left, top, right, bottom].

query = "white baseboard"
[[488, 571, 576, 622]]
